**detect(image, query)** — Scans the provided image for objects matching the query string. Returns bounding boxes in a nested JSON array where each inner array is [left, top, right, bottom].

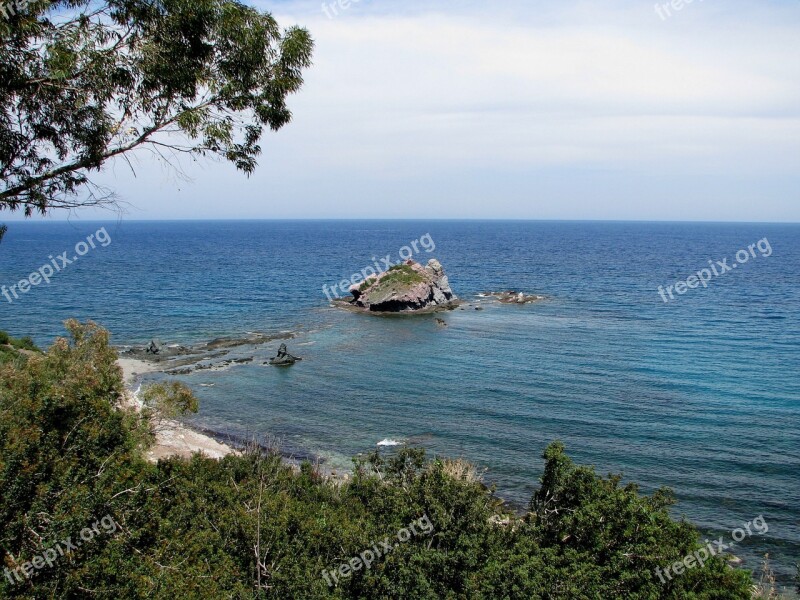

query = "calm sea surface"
[[1, 220, 798, 582]]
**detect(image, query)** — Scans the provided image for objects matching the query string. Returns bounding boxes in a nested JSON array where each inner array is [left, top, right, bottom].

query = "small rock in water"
[[268, 343, 302, 367]]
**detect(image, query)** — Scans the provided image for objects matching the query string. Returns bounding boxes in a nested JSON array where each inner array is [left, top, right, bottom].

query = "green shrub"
[[9, 336, 38, 352]]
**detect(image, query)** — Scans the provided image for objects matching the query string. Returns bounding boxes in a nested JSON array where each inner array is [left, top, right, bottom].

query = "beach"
[[117, 357, 236, 462]]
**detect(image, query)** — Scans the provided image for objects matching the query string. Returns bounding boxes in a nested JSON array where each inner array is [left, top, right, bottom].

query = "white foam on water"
[[377, 438, 402, 447]]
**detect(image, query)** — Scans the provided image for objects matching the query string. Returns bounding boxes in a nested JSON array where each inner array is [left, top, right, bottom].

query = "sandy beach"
[[117, 356, 236, 462], [117, 357, 161, 385]]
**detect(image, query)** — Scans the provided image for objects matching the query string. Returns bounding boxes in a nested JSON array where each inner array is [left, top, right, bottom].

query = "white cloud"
[[78, 0, 800, 220]]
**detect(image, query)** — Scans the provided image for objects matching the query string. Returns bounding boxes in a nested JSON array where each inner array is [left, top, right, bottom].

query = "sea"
[[1, 220, 798, 585]]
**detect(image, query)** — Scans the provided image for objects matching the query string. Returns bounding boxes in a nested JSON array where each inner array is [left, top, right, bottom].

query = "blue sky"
[[18, 0, 800, 221]]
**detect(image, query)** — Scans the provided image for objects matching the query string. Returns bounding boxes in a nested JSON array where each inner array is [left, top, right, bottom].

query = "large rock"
[[341, 259, 459, 313]]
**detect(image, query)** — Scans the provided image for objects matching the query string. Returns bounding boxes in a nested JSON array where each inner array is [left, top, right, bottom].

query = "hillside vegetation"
[[0, 322, 766, 598]]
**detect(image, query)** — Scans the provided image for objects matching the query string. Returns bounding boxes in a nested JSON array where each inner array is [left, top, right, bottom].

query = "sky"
[[14, 0, 800, 221]]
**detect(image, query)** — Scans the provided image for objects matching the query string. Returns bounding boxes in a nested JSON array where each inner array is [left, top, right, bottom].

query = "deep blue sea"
[[1, 220, 798, 584]]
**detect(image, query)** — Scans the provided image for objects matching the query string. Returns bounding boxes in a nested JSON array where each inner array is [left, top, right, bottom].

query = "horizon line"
[[2, 217, 799, 225]]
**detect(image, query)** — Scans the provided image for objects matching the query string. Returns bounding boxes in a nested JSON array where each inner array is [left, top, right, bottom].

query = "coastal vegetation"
[[365, 264, 426, 295], [0, 321, 773, 598]]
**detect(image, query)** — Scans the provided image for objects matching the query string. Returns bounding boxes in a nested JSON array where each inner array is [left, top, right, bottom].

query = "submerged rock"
[[336, 259, 459, 314], [486, 291, 544, 305]]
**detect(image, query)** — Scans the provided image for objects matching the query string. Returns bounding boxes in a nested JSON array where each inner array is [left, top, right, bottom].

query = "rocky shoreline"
[[119, 331, 296, 375], [116, 331, 306, 462]]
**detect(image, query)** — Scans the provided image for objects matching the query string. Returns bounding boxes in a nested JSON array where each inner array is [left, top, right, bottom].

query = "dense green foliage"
[[0, 0, 313, 218], [0, 322, 758, 598]]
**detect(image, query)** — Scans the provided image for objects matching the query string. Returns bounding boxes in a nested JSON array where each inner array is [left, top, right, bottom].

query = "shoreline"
[[117, 357, 237, 462], [116, 356, 348, 480]]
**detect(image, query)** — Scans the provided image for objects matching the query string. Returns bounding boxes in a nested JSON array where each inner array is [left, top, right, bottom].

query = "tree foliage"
[[0, 0, 313, 216], [0, 322, 760, 598], [141, 380, 199, 418]]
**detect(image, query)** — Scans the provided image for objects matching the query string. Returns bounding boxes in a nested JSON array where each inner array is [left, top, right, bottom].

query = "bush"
[[10, 336, 37, 351]]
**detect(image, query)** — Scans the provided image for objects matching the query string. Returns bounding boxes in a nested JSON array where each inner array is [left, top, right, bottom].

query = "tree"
[[0, 0, 313, 220]]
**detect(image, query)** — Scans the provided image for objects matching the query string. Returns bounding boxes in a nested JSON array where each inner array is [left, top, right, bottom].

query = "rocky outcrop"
[[121, 332, 295, 364], [268, 343, 302, 367], [485, 291, 544, 305], [338, 259, 459, 314]]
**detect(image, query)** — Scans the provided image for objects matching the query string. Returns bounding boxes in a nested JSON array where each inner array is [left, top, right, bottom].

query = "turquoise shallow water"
[[1, 220, 798, 583]]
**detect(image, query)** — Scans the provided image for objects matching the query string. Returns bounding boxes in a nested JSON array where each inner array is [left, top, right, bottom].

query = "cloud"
[[78, 0, 800, 220]]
